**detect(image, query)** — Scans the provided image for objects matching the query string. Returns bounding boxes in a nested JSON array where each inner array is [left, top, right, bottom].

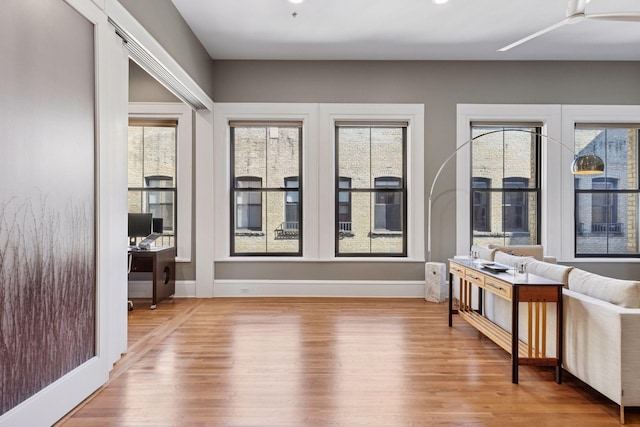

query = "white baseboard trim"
[[128, 280, 196, 298], [213, 280, 425, 298]]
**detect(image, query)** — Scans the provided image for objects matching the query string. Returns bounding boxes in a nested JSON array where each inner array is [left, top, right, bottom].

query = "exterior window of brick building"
[[472, 177, 491, 232], [235, 177, 262, 231]]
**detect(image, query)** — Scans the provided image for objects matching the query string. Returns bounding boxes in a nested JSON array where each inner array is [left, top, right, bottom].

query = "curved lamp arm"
[[427, 128, 604, 262]]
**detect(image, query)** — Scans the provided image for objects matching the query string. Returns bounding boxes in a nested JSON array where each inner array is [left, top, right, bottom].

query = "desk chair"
[[127, 252, 134, 311]]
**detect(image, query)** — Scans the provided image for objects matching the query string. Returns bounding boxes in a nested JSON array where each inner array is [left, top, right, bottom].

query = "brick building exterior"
[[574, 128, 638, 255], [232, 125, 405, 255], [128, 124, 176, 247], [471, 128, 538, 248], [471, 127, 638, 256]]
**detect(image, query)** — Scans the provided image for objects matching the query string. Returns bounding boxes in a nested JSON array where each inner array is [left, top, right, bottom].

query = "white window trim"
[[561, 105, 640, 262], [319, 103, 425, 261], [455, 104, 562, 258], [213, 103, 318, 260], [129, 102, 192, 262], [213, 103, 425, 262]]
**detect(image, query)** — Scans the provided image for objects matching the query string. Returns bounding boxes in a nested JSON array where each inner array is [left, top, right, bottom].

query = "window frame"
[[457, 104, 640, 262], [562, 105, 640, 261], [456, 104, 562, 258], [468, 123, 542, 247], [129, 102, 192, 262], [334, 123, 408, 257], [229, 122, 303, 256], [572, 124, 640, 258], [325, 105, 423, 261], [213, 103, 424, 262]]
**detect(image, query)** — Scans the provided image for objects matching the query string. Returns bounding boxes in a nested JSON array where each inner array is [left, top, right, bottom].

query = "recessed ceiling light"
[[433, 0, 449, 4], [289, 0, 304, 4]]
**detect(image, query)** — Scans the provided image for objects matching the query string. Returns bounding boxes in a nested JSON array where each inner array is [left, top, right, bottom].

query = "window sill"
[[563, 257, 640, 263], [472, 231, 531, 236], [369, 231, 403, 238], [235, 231, 266, 237], [216, 256, 424, 263]]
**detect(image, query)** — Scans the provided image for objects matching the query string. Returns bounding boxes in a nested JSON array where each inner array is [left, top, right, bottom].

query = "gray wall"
[[211, 60, 640, 281], [128, 61, 196, 281], [119, 0, 213, 98], [129, 61, 179, 102]]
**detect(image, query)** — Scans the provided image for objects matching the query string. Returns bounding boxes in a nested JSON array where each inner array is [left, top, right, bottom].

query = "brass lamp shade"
[[571, 153, 605, 175]]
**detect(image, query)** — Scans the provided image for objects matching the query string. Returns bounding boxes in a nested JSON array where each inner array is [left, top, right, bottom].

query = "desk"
[[129, 247, 176, 309], [448, 258, 563, 384]]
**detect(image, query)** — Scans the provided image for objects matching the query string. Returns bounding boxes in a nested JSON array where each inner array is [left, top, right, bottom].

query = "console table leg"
[[512, 286, 519, 384], [448, 272, 453, 327]]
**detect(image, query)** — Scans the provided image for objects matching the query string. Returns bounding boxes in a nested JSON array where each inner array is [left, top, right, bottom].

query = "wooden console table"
[[129, 247, 176, 309], [448, 258, 563, 384]]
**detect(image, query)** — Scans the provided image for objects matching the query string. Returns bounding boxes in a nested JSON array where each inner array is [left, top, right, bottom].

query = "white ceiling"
[[170, 0, 640, 61]]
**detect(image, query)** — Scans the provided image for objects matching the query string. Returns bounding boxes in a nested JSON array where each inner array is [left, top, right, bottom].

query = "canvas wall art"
[[0, 0, 96, 415]]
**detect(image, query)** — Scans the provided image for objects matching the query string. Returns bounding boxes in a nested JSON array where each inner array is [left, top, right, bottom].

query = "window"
[[338, 177, 352, 235], [213, 103, 424, 261], [503, 177, 529, 232], [335, 123, 407, 256], [591, 178, 618, 232], [470, 124, 540, 247], [230, 121, 302, 256], [472, 177, 491, 232], [374, 177, 402, 231], [574, 125, 639, 257], [146, 176, 174, 231], [128, 120, 177, 248], [235, 177, 262, 231], [129, 102, 192, 261], [284, 177, 299, 228]]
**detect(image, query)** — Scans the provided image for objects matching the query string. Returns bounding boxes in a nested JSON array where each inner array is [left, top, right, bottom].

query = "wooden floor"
[[58, 297, 638, 426]]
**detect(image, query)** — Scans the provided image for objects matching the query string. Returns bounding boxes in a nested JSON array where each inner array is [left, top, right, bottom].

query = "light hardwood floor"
[[58, 298, 638, 426]]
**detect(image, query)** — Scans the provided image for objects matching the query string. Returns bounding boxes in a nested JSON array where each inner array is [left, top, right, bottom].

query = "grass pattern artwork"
[[0, 195, 95, 415]]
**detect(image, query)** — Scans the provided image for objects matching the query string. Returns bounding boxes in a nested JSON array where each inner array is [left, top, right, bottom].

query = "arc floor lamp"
[[427, 128, 605, 262]]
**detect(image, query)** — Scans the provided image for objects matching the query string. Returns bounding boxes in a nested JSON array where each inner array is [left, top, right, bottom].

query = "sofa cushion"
[[526, 260, 573, 287], [471, 244, 497, 261], [488, 244, 544, 261], [568, 268, 640, 308], [494, 251, 533, 268]]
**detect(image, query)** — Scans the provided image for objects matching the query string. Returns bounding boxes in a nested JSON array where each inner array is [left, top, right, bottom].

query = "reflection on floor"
[[59, 297, 637, 426]]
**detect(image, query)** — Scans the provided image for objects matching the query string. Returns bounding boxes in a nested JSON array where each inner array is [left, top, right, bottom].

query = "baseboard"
[[213, 280, 425, 298], [128, 280, 196, 298]]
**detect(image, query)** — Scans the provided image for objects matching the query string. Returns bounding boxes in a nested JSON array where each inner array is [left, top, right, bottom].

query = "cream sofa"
[[463, 245, 640, 424]]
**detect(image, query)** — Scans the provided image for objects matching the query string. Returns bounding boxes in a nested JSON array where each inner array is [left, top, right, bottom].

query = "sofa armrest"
[[543, 256, 557, 264], [563, 289, 640, 406]]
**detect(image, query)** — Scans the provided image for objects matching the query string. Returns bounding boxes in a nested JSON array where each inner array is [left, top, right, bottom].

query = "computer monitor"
[[152, 217, 164, 234], [128, 213, 152, 246]]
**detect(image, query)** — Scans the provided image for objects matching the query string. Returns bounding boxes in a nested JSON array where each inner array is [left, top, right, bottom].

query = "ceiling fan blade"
[[497, 18, 569, 52], [586, 12, 640, 22], [566, 0, 587, 17]]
